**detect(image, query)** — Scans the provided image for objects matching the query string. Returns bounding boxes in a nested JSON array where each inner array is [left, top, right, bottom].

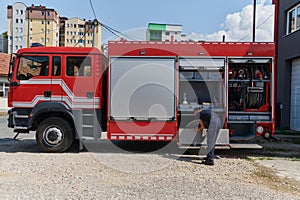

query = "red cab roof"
[[17, 46, 103, 55]]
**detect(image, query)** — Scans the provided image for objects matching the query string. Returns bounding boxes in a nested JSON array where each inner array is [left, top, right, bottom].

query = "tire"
[[36, 117, 74, 153]]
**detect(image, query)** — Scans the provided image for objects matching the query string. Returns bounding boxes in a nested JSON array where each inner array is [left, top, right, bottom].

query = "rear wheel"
[[36, 117, 74, 153]]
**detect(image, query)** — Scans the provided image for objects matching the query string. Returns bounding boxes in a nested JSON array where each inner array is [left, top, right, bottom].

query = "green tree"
[[1, 32, 8, 39]]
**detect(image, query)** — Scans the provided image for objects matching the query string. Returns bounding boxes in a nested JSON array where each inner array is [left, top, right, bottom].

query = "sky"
[[0, 0, 274, 43]]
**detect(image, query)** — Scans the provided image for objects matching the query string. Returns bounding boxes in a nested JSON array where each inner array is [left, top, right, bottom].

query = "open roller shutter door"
[[290, 58, 300, 131]]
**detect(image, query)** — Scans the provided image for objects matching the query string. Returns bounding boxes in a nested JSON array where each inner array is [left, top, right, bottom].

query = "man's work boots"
[[201, 158, 214, 166]]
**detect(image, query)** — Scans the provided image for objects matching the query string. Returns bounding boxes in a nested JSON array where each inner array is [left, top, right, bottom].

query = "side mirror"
[[8, 72, 13, 79]]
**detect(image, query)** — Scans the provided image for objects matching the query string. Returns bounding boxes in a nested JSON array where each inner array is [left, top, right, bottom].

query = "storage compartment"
[[178, 57, 225, 129], [228, 58, 272, 112], [228, 122, 256, 139]]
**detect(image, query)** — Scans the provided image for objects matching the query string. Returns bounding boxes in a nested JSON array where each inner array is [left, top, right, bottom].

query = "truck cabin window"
[[17, 56, 49, 80], [66, 57, 91, 76]]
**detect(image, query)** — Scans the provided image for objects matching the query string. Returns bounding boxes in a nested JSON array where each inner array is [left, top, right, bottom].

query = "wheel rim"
[[43, 127, 64, 146]]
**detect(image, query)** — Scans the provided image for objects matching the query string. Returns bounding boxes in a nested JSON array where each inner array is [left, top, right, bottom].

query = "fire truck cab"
[[8, 47, 106, 152]]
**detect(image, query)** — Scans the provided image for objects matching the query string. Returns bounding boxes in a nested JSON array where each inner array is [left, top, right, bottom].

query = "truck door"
[[62, 54, 101, 140], [9, 55, 51, 108]]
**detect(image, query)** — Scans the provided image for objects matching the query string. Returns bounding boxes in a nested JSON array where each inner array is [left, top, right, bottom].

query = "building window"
[[20, 19, 23, 23], [67, 39, 69, 43], [47, 11, 50, 16], [41, 11, 44, 16], [20, 10, 23, 15], [16, 9, 19, 14], [20, 27, 23, 33], [165, 31, 170, 35], [47, 29, 50, 34], [42, 20, 44, 25], [16, 19, 19, 23], [41, 38, 44, 43], [297, 7, 300, 30], [19, 36, 22, 42], [74, 24, 77, 28], [287, 4, 300, 34], [41, 29, 44, 33], [47, 38, 49, 43], [15, 27, 18, 33], [15, 37, 18, 41], [47, 21, 50, 25]]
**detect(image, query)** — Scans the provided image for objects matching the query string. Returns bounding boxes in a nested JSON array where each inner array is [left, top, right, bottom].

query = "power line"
[[89, 0, 140, 41], [238, 12, 274, 42], [89, 0, 98, 20]]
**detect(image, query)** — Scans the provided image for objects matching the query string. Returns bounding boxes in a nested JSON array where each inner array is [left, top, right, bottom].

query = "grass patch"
[[291, 138, 300, 145], [290, 157, 300, 161], [257, 157, 274, 160], [253, 164, 300, 197], [275, 129, 300, 136], [265, 147, 291, 152], [245, 156, 254, 162]]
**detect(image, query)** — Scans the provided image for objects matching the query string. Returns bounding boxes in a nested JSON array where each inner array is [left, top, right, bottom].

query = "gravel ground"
[[0, 115, 299, 200], [0, 139, 299, 200]]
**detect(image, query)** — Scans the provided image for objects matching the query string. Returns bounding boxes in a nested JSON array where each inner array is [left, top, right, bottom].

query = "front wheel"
[[36, 117, 74, 153]]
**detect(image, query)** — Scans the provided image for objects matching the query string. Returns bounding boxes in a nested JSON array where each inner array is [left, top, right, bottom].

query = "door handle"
[[10, 82, 20, 86], [87, 92, 94, 98], [44, 90, 51, 97]]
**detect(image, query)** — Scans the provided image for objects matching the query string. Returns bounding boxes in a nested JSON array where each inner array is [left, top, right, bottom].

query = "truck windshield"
[[16, 56, 49, 80], [8, 54, 15, 81]]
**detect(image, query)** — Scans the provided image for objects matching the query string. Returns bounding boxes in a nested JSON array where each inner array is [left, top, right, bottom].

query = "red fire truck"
[[7, 41, 275, 152]]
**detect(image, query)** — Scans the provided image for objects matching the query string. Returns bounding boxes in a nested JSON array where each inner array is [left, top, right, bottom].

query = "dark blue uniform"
[[198, 109, 221, 161]]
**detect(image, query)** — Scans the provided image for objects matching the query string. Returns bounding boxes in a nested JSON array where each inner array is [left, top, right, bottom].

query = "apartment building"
[[7, 2, 27, 53], [0, 36, 8, 53], [7, 4, 59, 53], [26, 4, 60, 47], [59, 16, 68, 46], [147, 23, 188, 42], [64, 17, 86, 47], [64, 18, 102, 48]]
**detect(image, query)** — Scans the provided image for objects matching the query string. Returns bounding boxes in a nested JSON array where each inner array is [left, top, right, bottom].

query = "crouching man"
[[194, 108, 221, 166]]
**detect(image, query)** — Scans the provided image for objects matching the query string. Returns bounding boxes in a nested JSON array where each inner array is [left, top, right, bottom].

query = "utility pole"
[[92, 19, 98, 47], [44, 7, 47, 46], [252, 0, 257, 42]]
